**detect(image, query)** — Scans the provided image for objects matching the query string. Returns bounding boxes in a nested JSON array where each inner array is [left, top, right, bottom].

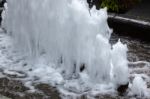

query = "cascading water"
[[2, 0, 129, 96]]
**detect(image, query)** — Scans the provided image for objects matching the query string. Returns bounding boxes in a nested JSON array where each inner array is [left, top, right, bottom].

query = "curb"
[[108, 14, 150, 41]]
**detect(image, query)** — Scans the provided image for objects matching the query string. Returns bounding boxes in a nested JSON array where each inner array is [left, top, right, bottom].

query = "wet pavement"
[[111, 33, 150, 90], [0, 32, 148, 99], [108, 0, 150, 22], [124, 0, 150, 22], [110, 33, 150, 62]]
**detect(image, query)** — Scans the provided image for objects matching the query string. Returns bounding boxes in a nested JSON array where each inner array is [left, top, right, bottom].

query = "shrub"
[[101, 0, 119, 12], [100, 0, 141, 12]]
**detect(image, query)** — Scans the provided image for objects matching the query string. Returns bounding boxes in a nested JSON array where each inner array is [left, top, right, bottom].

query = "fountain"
[[1, 0, 130, 97]]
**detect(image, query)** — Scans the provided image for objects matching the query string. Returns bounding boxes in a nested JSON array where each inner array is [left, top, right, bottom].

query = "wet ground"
[[111, 33, 150, 91], [111, 33, 150, 62], [0, 32, 149, 99], [0, 78, 60, 99], [123, 0, 150, 22]]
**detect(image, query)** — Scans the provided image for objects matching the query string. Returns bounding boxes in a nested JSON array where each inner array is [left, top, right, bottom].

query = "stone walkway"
[[118, 0, 150, 22]]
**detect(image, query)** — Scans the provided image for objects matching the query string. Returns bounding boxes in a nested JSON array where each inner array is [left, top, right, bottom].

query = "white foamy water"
[[2, 0, 147, 98]]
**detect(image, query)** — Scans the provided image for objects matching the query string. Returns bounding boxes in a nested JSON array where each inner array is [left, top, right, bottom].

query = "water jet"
[[2, 0, 149, 98]]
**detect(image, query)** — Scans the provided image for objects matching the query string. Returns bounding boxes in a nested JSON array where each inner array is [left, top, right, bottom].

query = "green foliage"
[[101, 0, 119, 12], [100, 0, 141, 12]]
